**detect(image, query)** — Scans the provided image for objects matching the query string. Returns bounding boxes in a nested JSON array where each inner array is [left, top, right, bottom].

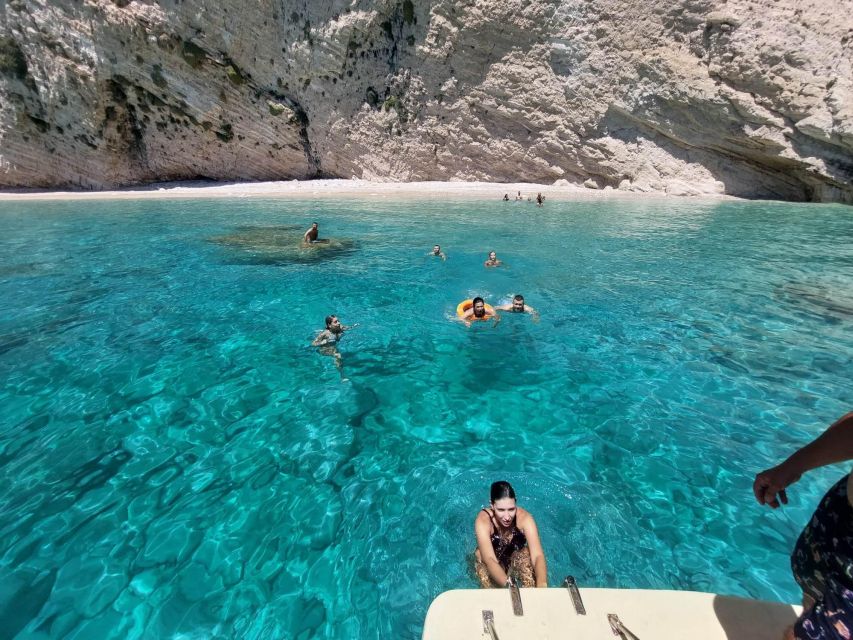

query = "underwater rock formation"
[[0, 0, 850, 202]]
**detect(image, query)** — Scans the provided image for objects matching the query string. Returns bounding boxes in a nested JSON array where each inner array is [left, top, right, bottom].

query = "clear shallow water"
[[0, 195, 851, 639]]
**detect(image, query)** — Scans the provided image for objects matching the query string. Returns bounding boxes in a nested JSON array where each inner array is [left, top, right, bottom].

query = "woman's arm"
[[519, 509, 548, 587], [311, 330, 331, 346], [754, 412, 853, 508], [475, 514, 509, 586]]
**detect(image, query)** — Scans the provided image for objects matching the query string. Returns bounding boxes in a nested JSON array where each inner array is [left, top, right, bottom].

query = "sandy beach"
[[0, 179, 731, 202]]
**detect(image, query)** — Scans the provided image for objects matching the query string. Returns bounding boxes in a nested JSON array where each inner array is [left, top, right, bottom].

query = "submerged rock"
[[209, 226, 357, 265]]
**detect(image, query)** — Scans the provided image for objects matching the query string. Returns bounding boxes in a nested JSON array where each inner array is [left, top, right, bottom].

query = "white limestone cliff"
[[0, 0, 850, 202]]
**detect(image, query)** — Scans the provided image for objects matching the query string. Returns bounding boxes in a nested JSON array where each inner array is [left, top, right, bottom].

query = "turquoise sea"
[[0, 195, 851, 639]]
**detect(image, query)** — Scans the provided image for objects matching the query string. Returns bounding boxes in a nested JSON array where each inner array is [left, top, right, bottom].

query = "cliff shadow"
[[599, 104, 812, 201]]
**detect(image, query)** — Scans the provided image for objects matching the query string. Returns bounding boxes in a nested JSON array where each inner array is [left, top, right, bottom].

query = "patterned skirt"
[[792, 475, 853, 640]]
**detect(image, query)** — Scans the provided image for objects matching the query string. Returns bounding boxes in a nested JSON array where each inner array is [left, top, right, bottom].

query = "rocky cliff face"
[[0, 0, 850, 202]]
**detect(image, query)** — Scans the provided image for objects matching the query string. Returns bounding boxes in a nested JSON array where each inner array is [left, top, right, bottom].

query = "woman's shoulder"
[[475, 507, 493, 526], [516, 507, 535, 526]]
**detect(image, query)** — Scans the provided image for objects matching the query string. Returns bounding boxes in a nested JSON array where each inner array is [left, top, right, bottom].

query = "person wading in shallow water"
[[754, 412, 853, 640], [311, 314, 358, 374], [474, 481, 548, 588]]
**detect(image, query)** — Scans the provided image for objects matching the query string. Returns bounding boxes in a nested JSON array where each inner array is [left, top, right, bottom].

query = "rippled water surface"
[[0, 195, 851, 639]]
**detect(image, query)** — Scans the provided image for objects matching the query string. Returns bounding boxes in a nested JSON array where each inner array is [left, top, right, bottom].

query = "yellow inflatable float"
[[456, 299, 496, 320]]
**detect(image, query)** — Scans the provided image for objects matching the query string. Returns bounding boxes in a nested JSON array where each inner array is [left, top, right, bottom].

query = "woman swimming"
[[474, 481, 548, 587], [484, 251, 502, 267]]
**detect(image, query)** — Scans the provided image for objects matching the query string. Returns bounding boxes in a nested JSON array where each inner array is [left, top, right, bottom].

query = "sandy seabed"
[[0, 179, 731, 202]]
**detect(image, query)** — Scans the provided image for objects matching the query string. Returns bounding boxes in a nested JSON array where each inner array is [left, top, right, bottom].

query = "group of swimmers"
[[503, 191, 545, 206], [309, 222, 540, 372], [428, 244, 540, 326]]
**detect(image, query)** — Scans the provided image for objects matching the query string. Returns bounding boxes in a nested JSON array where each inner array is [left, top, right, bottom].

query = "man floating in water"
[[428, 244, 447, 261], [460, 297, 499, 327], [496, 294, 540, 322], [312, 314, 358, 374]]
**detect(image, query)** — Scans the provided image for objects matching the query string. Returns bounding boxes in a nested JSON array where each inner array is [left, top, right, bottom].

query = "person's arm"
[[440, 252, 446, 261], [303, 230, 311, 242], [526, 305, 541, 322], [342, 323, 360, 331], [494, 304, 511, 312], [519, 509, 548, 587], [492, 312, 501, 327], [311, 330, 331, 346], [475, 513, 510, 586], [754, 412, 853, 508]]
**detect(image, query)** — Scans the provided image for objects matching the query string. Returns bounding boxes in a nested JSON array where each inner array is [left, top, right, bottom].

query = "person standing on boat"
[[753, 411, 853, 640], [474, 481, 548, 588]]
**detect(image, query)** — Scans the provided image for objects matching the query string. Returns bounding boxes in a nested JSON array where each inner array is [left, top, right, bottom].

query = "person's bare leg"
[[510, 548, 535, 587], [473, 551, 494, 588]]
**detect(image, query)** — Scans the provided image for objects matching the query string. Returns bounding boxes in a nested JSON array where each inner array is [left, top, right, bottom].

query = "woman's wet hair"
[[490, 480, 516, 503], [472, 296, 484, 306], [325, 315, 337, 328]]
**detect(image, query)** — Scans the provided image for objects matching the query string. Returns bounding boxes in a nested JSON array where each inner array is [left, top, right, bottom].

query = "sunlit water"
[[0, 195, 851, 639]]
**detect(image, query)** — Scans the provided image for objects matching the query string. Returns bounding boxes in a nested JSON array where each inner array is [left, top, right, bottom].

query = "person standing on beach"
[[753, 411, 853, 640], [303, 222, 319, 244]]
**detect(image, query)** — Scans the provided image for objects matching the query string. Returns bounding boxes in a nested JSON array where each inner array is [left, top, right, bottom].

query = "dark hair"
[[312, 221, 318, 226], [513, 294, 524, 302], [325, 315, 337, 328], [472, 296, 485, 306], [490, 481, 516, 503]]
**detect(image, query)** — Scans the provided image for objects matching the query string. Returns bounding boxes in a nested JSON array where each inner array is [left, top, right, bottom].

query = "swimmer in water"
[[428, 244, 447, 261], [484, 251, 502, 268], [303, 222, 319, 244], [461, 296, 498, 327], [503, 194, 510, 201], [312, 314, 358, 373], [536, 193, 543, 206], [495, 294, 540, 322], [474, 481, 548, 588]]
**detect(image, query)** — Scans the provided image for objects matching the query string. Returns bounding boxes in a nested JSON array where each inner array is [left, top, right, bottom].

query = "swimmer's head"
[[488, 251, 497, 261], [325, 315, 342, 331], [490, 481, 517, 527], [433, 245, 441, 254], [472, 297, 486, 318], [512, 295, 525, 312], [312, 222, 318, 229]]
